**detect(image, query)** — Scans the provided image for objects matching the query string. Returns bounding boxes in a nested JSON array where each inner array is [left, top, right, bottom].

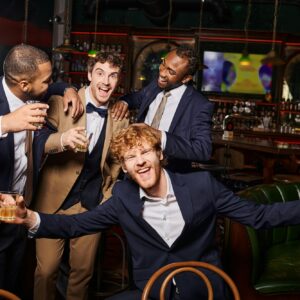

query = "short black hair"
[[3, 44, 50, 85], [175, 45, 199, 76]]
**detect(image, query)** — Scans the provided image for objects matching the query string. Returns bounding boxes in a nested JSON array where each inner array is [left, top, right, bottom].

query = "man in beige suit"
[[32, 51, 129, 300]]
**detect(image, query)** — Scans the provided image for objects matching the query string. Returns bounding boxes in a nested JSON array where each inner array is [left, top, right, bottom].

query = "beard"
[[164, 82, 183, 92], [24, 89, 45, 101]]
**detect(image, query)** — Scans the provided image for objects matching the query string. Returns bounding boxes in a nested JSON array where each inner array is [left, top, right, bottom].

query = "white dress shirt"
[[140, 169, 185, 247], [1, 78, 27, 193], [85, 86, 108, 153], [144, 84, 187, 149]]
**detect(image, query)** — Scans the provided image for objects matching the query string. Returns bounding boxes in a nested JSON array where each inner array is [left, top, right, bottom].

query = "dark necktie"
[[151, 92, 171, 129], [24, 130, 33, 206], [86, 102, 108, 118]]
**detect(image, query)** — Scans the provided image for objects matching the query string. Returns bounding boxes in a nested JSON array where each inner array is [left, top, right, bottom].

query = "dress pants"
[[0, 224, 27, 296], [34, 202, 101, 300]]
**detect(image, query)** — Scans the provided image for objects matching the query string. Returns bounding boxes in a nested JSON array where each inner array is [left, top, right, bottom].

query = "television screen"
[[201, 51, 272, 95]]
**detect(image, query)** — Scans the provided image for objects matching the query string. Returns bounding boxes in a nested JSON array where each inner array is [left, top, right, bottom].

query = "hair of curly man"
[[110, 125, 162, 163]]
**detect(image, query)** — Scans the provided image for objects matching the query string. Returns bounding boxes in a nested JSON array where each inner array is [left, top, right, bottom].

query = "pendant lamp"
[[53, 0, 77, 53], [239, 0, 252, 68], [198, 0, 208, 70], [261, 0, 285, 66], [88, 0, 99, 58]]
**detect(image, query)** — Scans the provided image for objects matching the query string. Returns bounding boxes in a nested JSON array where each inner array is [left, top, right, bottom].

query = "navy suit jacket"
[[0, 78, 28, 253], [121, 80, 214, 172], [0, 76, 50, 249], [36, 170, 300, 299], [0, 79, 14, 190]]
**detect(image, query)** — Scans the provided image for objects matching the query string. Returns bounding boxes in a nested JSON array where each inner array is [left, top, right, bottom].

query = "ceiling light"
[[261, 0, 285, 66], [239, 0, 252, 67], [53, 0, 77, 53]]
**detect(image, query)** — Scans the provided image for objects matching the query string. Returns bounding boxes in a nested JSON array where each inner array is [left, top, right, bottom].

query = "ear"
[[159, 151, 164, 161], [87, 72, 92, 82], [121, 163, 128, 173], [18, 79, 30, 92], [182, 74, 193, 84]]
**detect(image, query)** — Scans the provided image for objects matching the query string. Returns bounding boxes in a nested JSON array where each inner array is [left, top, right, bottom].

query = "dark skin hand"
[[111, 101, 129, 120], [63, 88, 84, 120]]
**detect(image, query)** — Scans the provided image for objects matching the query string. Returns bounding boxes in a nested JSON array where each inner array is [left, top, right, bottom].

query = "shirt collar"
[[139, 169, 175, 202], [2, 77, 26, 111], [159, 84, 187, 100], [85, 86, 108, 109]]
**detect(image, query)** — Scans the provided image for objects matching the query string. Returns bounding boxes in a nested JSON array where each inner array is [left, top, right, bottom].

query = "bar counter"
[[212, 131, 300, 183]]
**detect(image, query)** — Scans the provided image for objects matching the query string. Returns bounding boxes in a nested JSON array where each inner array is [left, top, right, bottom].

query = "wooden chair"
[[0, 289, 21, 300], [141, 261, 240, 300]]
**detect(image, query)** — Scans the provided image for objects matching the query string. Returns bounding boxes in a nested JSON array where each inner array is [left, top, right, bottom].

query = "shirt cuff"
[[161, 131, 167, 150], [28, 212, 41, 238], [0, 116, 8, 139]]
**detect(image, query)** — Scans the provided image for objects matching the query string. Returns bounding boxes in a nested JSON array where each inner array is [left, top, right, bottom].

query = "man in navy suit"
[[118, 45, 214, 172], [0, 44, 82, 296], [6, 124, 300, 300]]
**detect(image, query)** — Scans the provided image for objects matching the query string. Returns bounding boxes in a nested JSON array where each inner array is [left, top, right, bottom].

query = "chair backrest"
[[0, 289, 21, 300], [141, 261, 240, 300], [238, 182, 300, 281]]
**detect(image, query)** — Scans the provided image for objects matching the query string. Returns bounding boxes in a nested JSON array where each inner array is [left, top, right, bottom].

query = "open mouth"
[[137, 167, 151, 180], [158, 76, 167, 84], [98, 86, 111, 97]]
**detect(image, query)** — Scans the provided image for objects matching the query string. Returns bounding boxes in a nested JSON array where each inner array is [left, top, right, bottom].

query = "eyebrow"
[[94, 67, 119, 76]]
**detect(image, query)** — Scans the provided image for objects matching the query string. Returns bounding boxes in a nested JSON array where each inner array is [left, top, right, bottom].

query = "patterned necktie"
[[151, 91, 171, 129], [86, 102, 108, 118]]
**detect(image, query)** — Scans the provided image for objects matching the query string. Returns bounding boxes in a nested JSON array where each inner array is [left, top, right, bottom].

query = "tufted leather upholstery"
[[225, 182, 300, 297]]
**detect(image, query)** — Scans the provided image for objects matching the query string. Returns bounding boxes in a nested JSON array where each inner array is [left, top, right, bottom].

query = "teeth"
[[138, 168, 149, 173]]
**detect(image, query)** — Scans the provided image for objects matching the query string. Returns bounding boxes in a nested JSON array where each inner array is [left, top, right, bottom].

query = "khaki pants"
[[34, 202, 101, 300]]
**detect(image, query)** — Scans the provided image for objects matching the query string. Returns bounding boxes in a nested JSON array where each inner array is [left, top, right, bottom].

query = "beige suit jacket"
[[33, 87, 129, 214]]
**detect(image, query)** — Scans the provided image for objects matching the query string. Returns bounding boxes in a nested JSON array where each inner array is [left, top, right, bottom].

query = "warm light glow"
[[53, 38, 77, 53], [88, 49, 97, 58], [239, 53, 251, 67]]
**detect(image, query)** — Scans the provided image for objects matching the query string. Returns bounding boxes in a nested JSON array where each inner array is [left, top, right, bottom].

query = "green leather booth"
[[225, 182, 300, 299]]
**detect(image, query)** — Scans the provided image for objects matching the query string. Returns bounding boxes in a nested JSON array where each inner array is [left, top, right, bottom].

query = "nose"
[[102, 75, 110, 85], [159, 64, 167, 77], [135, 154, 146, 165]]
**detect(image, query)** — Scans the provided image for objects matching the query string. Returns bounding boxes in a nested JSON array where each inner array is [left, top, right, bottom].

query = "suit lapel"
[[78, 88, 87, 128], [101, 108, 112, 169], [24, 131, 33, 205], [137, 83, 161, 122], [126, 181, 172, 249], [0, 79, 15, 188], [168, 85, 193, 132], [168, 171, 193, 228]]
